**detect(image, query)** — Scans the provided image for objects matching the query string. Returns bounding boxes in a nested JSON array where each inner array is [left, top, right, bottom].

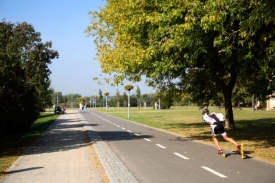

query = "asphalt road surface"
[[81, 110, 275, 183]]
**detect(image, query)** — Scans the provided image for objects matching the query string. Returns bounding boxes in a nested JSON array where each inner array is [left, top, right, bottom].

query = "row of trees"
[[53, 85, 260, 110], [52, 90, 157, 109], [86, 0, 275, 129], [0, 21, 59, 134]]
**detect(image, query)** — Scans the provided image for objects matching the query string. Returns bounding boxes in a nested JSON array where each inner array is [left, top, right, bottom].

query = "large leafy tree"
[[115, 89, 121, 107], [86, 0, 275, 129], [0, 21, 59, 133], [98, 89, 103, 107]]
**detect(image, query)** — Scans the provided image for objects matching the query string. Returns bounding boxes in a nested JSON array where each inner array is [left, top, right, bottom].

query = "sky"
[[0, 0, 154, 96]]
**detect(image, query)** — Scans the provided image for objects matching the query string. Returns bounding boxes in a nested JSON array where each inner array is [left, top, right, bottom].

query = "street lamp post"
[[128, 90, 130, 119], [106, 96, 108, 112], [125, 84, 134, 119], [104, 92, 109, 112], [94, 90, 97, 109]]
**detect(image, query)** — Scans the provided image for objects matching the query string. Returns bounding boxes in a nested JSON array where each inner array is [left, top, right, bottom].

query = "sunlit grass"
[[95, 106, 275, 163]]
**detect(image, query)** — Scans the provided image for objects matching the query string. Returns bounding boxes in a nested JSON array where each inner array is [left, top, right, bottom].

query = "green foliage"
[[115, 89, 120, 101], [87, 0, 275, 129], [0, 21, 59, 133], [142, 94, 148, 102], [74, 97, 85, 105], [123, 92, 128, 107], [124, 84, 134, 91], [136, 85, 141, 108]]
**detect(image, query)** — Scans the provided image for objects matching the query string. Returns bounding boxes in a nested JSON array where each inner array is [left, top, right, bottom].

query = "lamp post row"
[[93, 84, 134, 119]]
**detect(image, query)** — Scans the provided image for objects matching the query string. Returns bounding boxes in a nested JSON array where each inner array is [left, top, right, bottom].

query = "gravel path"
[[1, 110, 109, 183]]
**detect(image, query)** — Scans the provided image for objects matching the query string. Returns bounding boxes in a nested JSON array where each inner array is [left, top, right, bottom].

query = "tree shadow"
[[228, 118, 275, 148], [162, 118, 274, 160], [224, 151, 254, 159], [1, 116, 154, 159], [2, 167, 44, 174], [96, 131, 153, 141], [165, 122, 207, 129], [168, 136, 191, 142]]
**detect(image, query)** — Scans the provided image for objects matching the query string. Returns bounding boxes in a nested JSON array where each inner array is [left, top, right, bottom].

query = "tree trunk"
[[223, 89, 235, 129]]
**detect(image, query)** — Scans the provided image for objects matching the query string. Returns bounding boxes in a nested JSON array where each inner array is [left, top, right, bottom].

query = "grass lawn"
[[0, 112, 59, 178], [94, 106, 275, 164]]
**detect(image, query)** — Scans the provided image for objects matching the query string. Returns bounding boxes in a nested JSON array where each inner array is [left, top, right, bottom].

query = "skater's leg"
[[212, 135, 222, 150], [222, 135, 238, 146]]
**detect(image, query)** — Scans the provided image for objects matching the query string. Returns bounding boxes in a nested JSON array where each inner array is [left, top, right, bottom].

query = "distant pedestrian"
[[79, 103, 83, 111], [84, 105, 87, 112], [201, 107, 241, 155], [63, 104, 67, 114]]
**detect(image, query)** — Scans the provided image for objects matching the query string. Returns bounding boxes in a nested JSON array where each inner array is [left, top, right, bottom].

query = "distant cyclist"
[[201, 107, 241, 155]]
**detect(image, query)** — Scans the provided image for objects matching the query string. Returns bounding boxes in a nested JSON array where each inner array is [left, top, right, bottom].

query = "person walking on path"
[[201, 107, 241, 155]]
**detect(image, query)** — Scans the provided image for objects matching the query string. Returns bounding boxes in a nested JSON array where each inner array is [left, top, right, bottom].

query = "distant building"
[[266, 94, 275, 110]]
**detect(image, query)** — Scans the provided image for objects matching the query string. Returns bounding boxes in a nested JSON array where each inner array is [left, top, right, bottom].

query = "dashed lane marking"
[[144, 138, 151, 142], [134, 133, 140, 136], [201, 166, 227, 178], [127, 130, 132, 133], [174, 152, 189, 160], [156, 144, 166, 149]]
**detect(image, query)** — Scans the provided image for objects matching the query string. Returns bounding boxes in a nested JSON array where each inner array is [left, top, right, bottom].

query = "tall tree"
[[136, 85, 141, 109], [142, 94, 148, 109], [0, 21, 59, 133], [87, 0, 275, 129], [40, 79, 54, 109], [115, 89, 121, 107], [98, 89, 103, 107], [122, 92, 128, 107]]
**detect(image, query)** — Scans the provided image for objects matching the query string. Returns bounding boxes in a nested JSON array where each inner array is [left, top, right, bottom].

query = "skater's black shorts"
[[212, 125, 226, 136]]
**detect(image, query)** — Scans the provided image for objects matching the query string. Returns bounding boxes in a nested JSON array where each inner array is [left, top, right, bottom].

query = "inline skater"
[[201, 107, 241, 155]]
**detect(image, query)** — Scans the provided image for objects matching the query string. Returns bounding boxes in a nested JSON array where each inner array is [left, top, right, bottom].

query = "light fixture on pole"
[[94, 89, 97, 109], [104, 92, 109, 112], [124, 84, 134, 119]]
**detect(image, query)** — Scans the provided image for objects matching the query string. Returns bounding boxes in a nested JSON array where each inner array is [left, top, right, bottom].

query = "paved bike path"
[[83, 110, 275, 183]]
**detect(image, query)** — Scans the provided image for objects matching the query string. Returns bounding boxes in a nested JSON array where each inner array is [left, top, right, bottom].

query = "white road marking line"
[[156, 144, 166, 149], [117, 125, 120, 127], [201, 166, 227, 178], [134, 133, 140, 136], [144, 138, 151, 141], [121, 127, 125, 130], [127, 130, 132, 133], [173, 152, 189, 160]]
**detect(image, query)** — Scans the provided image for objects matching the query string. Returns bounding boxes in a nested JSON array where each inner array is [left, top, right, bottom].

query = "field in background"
[[93, 106, 275, 164]]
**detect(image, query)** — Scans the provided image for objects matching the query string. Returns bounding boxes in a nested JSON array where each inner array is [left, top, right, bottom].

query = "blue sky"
[[0, 0, 154, 96]]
